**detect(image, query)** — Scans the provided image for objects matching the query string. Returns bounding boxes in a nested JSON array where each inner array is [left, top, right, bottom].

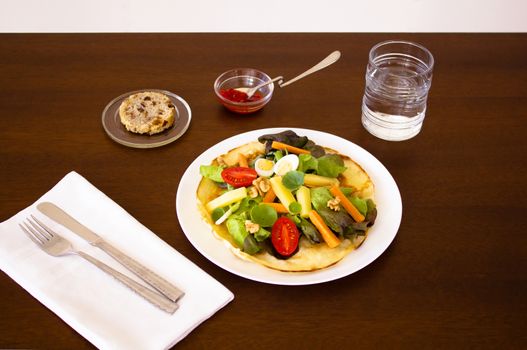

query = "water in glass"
[[362, 41, 434, 141]]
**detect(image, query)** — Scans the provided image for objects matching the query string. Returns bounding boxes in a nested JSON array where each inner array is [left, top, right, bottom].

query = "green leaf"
[[367, 198, 376, 212], [299, 218, 322, 243], [234, 196, 261, 216], [274, 150, 283, 161], [317, 207, 354, 237], [254, 227, 271, 242], [339, 187, 354, 196], [250, 204, 278, 227], [298, 154, 318, 173], [282, 171, 305, 191], [211, 207, 225, 222], [303, 140, 326, 158], [258, 130, 309, 148], [288, 201, 302, 215], [287, 214, 302, 225], [243, 235, 261, 254], [351, 221, 369, 232], [349, 196, 368, 216], [199, 165, 225, 182], [213, 202, 242, 225], [317, 154, 347, 178], [365, 199, 377, 225], [310, 187, 333, 211], [338, 187, 368, 215], [226, 217, 248, 248]]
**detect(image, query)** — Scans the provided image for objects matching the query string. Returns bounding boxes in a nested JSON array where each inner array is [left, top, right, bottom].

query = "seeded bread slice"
[[119, 91, 175, 135]]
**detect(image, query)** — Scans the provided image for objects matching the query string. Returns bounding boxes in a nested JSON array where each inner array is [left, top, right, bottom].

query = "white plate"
[[176, 128, 402, 285]]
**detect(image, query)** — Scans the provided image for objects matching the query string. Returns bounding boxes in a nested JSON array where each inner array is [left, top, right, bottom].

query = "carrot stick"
[[263, 202, 289, 214], [308, 210, 341, 248], [238, 153, 248, 167], [329, 185, 365, 223], [262, 188, 276, 203], [271, 141, 310, 155]]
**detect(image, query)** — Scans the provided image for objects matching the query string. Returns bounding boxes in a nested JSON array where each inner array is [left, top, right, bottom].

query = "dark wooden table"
[[1, 34, 526, 349]]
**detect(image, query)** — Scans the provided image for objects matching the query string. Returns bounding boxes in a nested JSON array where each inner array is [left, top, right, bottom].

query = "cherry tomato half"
[[221, 167, 258, 188], [271, 217, 300, 257]]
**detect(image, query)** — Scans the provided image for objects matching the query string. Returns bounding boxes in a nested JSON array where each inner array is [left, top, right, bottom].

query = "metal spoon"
[[235, 76, 284, 99], [279, 50, 341, 88], [234, 50, 341, 99]]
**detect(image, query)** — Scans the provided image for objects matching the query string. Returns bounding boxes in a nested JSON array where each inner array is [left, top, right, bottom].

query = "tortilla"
[[196, 140, 375, 272]]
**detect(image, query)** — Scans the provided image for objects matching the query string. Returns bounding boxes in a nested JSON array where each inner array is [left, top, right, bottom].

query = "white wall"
[[1, 0, 526, 32]]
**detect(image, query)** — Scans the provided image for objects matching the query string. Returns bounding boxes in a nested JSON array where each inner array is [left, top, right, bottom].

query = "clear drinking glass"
[[362, 40, 434, 141]]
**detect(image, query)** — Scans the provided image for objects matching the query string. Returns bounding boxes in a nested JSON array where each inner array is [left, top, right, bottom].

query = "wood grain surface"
[[1, 34, 526, 349]]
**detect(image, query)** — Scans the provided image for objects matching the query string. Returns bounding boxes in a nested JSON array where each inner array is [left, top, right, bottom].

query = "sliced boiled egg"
[[254, 158, 275, 177], [273, 154, 299, 176]]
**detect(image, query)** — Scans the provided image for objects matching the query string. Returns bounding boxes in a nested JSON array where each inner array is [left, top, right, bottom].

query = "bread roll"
[[119, 91, 175, 135]]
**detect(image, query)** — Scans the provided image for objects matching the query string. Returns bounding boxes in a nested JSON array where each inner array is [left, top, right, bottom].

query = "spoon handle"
[[279, 50, 341, 88], [254, 76, 284, 92], [245, 76, 283, 98]]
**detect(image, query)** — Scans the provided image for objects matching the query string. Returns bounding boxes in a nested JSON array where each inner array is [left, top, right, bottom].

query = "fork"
[[19, 215, 178, 314]]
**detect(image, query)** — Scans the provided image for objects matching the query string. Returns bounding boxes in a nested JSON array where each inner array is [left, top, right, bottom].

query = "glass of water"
[[362, 40, 434, 141]]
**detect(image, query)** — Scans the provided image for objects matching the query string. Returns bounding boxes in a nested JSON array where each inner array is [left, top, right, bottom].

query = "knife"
[[37, 201, 184, 302]]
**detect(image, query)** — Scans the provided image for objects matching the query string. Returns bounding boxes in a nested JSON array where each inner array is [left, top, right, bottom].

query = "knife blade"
[[37, 201, 184, 302]]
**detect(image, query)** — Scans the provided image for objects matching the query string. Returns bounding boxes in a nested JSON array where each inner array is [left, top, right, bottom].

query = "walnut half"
[[247, 186, 259, 198], [252, 177, 271, 196], [245, 220, 260, 234], [327, 197, 341, 211]]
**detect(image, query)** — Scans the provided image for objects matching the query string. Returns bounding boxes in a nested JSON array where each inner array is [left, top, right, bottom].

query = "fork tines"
[[19, 215, 55, 245]]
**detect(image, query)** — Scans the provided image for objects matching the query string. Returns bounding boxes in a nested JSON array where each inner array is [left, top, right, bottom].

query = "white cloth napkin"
[[0, 171, 234, 349]]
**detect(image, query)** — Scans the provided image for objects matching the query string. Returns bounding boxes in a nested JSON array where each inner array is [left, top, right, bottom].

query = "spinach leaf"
[[288, 201, 302, 215], [282, 171, 304, 191], [250, 204, 278, 227], [199, 165, 225, 182], [317, 154, 347, 178]]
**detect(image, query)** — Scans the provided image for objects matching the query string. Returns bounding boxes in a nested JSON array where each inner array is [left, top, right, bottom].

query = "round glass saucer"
[[102, 89, 191, 148]]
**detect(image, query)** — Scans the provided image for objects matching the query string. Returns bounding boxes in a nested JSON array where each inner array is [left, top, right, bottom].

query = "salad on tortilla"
[[197, 130, 377, 272]]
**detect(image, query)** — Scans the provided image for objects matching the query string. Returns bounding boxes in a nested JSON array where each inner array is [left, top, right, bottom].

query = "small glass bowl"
[[214, 68, 274, 114]]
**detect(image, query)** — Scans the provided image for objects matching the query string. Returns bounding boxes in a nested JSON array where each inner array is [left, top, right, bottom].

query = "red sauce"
[[220, 88, 263, 103]]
